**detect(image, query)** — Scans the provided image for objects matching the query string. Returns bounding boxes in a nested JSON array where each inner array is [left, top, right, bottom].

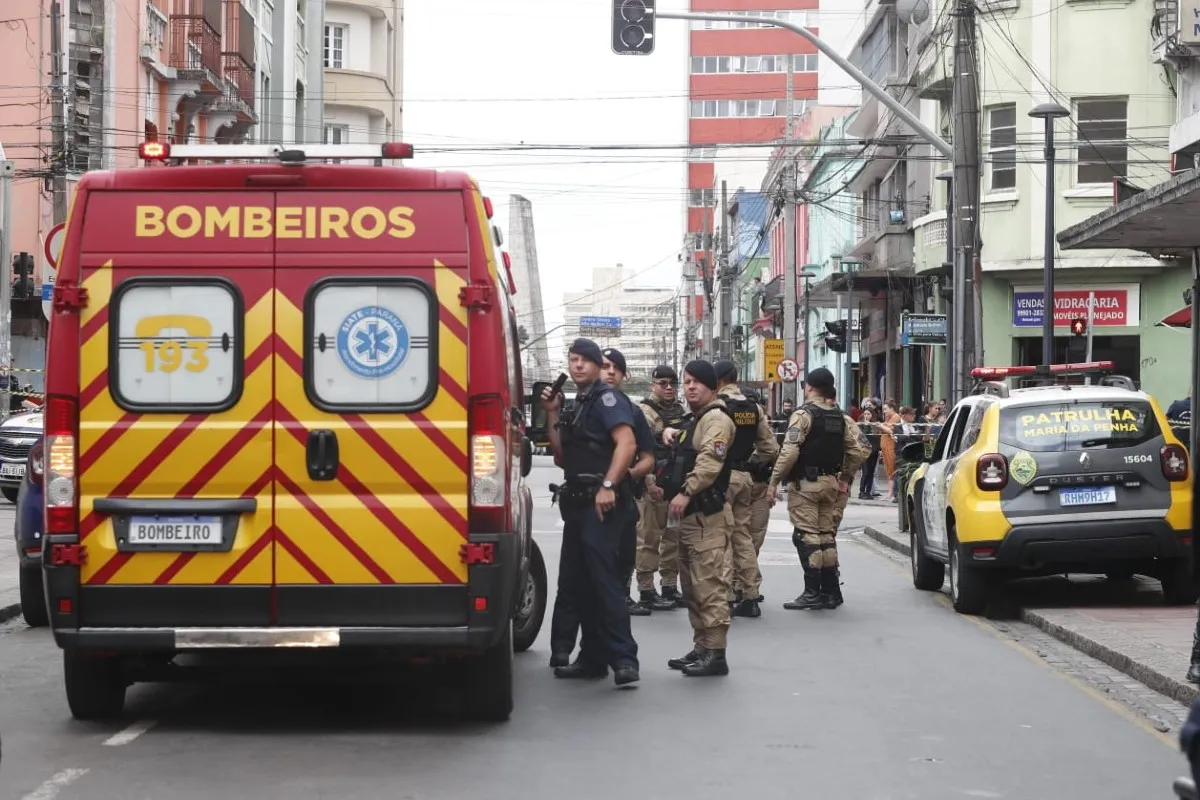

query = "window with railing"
[[145, 2, 167, 50], [690, 53, 818, 74], [324, 23, 346, 68], [690, 98, 791, 118]]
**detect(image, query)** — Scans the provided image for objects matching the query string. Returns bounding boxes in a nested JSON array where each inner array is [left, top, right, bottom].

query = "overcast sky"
[[402, 0, 690, 349]]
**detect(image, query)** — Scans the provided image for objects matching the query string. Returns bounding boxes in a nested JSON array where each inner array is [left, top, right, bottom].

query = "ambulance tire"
[[463, 623, 514, 722], [512, 540, 547, 653], [63, 651, 127, 720]]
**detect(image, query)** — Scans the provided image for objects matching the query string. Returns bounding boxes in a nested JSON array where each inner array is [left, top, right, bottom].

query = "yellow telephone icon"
[[136, 314, 212, 374]]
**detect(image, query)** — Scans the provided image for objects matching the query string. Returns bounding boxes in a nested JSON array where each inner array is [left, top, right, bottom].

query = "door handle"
[[306, 429, 339, 481]]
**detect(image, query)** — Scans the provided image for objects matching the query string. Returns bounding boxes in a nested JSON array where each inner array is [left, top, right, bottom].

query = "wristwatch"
[[602, 479, 615, 490]]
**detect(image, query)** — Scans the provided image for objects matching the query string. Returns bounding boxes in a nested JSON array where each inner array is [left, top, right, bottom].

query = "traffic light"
[[612, 0, 655, 55], [825, 320, 848, 353], [1067, 317, 1087, 360], [11, 252, 34, 301]]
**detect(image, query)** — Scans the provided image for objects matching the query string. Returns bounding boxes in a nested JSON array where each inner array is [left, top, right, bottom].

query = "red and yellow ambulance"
[[40, 141, 545, 722]]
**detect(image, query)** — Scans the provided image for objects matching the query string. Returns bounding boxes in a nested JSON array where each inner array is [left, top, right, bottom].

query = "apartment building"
[[321, 0, 403, 144]]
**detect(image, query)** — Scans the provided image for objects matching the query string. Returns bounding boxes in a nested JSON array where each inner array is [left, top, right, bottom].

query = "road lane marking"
[[102, 719, 157, 746], [22, 769, 89, 800], [851, 535, 1180, 750]]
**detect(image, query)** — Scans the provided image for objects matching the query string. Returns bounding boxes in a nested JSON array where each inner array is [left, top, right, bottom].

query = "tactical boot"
[[1188, 644, 1200, 684], [652, 587, 681, 614], [549, 652, 571, 668], [626, 595, 652, 617], [668, 647, 705, 670], [734, 598, 762, 618], [554, 660, 608, 680], [613, 665, 641, 687], [783, 572, 825, 610], [682, 648, 730, 677], [661, 585, 686, 608], [819, 568, 841, 609], [728, 589, 743, 608]]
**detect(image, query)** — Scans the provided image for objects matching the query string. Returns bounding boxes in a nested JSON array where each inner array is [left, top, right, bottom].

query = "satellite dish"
[[896, 0, 930, 24]]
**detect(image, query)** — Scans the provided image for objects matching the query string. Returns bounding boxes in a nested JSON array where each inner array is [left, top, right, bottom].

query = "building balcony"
[[324, 69, 396, 121], [219, 0, 256, 122], [912, 210, 949, 275], [169, 0, 223, 94], [913, 33, 952, 100]]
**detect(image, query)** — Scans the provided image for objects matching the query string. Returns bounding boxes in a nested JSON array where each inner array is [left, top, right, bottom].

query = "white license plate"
[[128, 516, 223, 547], [1058, 486, 1117, 507], [0, 462, 26, 479]]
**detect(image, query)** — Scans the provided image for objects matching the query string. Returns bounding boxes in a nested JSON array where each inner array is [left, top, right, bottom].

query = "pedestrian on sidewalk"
[[857, 407, 883, 499]]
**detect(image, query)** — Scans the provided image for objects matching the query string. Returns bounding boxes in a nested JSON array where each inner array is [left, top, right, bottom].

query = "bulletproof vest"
[[663, 405, 734, 513], [724, 394, 761, 468], [559, 384, 615, 478], [788, 402, 845, 479], [643, 397, 688, 459]]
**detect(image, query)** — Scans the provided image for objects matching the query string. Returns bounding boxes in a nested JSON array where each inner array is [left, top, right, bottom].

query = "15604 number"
[[1123, 453, 1152, 464]]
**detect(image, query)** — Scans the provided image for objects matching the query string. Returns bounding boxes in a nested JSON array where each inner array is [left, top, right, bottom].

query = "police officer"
[[542, 338, 640, 685], [712, 361, 779, 618], [767, 367, 870, 611], [826, 386, 871, 607], [634, 365, 690, 612], [598, 348, 658, 616], [743, 390, 775, 601], [661, 361, 736, 677]]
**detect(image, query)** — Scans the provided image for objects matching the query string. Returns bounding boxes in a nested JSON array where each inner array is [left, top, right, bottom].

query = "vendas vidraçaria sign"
[[1011, 285, 1139, 328]]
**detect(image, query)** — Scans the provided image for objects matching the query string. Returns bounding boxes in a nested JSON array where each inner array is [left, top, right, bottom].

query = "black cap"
[[652, 364, 678, 382], [713, 360, 738, 383], [600, 347, 627, 375], [569, 337, 604, 367], [805, 367, 836, 391], [683, 360, 718, 391]]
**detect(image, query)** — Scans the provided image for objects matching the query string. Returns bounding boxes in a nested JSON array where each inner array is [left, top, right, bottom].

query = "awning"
[[1157, 306, 1192, 329], [1056, 170, 1200, 257]]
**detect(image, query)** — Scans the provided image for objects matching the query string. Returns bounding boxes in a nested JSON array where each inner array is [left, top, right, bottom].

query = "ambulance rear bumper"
[[52, 625, 506, 652]]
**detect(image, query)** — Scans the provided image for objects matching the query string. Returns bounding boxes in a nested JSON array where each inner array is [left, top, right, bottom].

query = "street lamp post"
[[934, 169, 953, 404], [1029, 102, 1071, 367]]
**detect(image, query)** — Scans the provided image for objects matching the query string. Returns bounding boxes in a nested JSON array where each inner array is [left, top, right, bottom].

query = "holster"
[[688, 485, 726, 517]]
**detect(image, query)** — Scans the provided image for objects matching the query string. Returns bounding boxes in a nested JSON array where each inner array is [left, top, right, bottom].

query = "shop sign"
[[901, 313, 947, 346], [762, 338, 784, 383], [1011, 285, 1140, 328]]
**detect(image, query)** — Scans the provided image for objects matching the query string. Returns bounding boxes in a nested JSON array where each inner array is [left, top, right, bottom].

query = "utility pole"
[[782, 58, 798, 404], [671, 292, 679, 371], [0, 144, 13, 420], [50, 1, 68, 226], [951, 0, 982, 400], [718, 180, 732, 360]]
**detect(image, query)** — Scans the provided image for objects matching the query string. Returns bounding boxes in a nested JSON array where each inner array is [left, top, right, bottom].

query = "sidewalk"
[[0, 503, 22, 622], [861, 521, 1200, 706]]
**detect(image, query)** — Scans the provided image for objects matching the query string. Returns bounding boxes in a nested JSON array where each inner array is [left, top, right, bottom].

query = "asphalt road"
[[0, 458, 1187, 799]]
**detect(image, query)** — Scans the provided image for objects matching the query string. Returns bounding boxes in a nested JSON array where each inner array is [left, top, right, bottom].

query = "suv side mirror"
[[521, 436, 533, 477], [901, 441, 928, 463]]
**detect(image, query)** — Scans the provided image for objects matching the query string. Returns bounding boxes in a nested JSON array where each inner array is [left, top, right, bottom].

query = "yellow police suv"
[[903, 361, 1193, 615]]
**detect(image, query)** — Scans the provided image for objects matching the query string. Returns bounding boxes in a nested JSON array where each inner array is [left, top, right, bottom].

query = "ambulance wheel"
[[1160, 558, 1199, 605], [19, 564, 47, 628], [64, 651, 127, 720], [512, 540, 547, 653], [464, 623, 514, 722]]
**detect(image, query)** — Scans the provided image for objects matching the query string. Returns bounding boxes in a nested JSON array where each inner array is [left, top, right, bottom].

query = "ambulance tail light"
[[1162, 444, 1189, 482], [469, 393, 509, 533], [44, 396, 79, 534], [501, 251, 518, 296], [139, 141, 169, 161], [381, 142, 414, 159], [976, 454, 1009, 492]]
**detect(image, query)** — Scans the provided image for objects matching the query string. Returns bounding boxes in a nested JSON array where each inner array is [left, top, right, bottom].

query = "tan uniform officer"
[[634, 365, 689, 612], [746, 393, 774, 584], [768, 367, 869, 611], [660, 360, 736, 677], [827, 387, 871, 607], [712, 360, 779, 618]]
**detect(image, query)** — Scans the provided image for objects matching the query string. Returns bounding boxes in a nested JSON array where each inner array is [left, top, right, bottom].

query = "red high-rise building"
[[684, 0, 820, 328]]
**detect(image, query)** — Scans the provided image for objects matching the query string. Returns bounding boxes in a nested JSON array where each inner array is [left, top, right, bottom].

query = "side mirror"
[[521, 436, 533, 477], [901, 441, 928, 463]]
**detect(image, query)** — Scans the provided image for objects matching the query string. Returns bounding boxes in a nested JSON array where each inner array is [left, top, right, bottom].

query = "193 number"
[[1123, 454, 1152, 464], [138, 340, 210, 373]]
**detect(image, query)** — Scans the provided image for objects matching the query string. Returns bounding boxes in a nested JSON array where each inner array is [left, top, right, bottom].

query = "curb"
[[0, 602, 20, 624], [861, 525, 1199, 706]]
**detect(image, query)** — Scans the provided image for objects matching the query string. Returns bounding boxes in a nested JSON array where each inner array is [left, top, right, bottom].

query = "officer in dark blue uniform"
[[542, 338, 641, 686], [598, 347, 658, 614]]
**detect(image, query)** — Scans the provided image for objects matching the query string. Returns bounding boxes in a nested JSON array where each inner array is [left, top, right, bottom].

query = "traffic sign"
[[777, 358, 800, 383], [41, 223, 65, 320]]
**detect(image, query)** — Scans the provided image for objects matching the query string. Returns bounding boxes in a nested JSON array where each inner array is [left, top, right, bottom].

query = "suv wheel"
[[1159, 558, 1198, 605], [64, 651, 127, 720], [19, 564, 47, 627], [2, 487, 17, 504], [910, 513, 945, 592], [463, 622, 514, 722], [948, 529, 990, 615], [512, 540, 547, 653]]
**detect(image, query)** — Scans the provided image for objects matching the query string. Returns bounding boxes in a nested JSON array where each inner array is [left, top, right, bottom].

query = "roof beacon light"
[[970, 361, 1117, 380], [139, 141, 169, 161]]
